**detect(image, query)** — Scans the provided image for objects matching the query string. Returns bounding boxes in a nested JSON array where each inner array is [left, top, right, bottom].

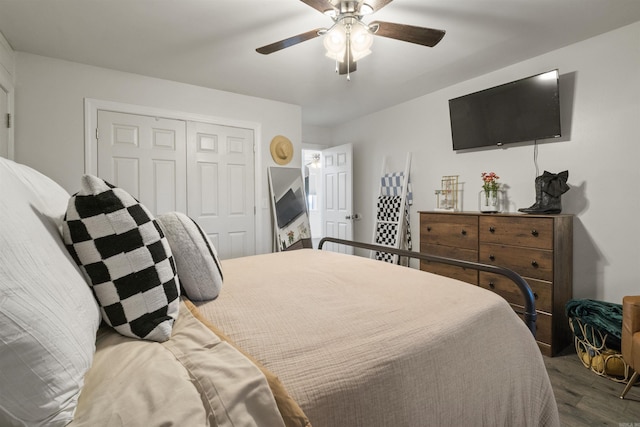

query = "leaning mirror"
[[268, 167, 312, 251]]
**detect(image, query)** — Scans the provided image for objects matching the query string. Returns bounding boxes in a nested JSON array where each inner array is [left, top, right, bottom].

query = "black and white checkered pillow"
[[62, 175, 180, 342]]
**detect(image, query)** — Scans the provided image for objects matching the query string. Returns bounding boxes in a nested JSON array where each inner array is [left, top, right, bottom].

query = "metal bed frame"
[[318, 237, 537, 337]]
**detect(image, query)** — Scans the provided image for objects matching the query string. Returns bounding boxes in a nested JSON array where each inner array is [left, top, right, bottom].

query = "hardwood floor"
[[544, 345, 640, 426]]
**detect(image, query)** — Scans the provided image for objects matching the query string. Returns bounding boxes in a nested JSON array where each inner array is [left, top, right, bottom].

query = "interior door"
[[97, 110, 187, 214], [321, 143, 354, 254], [187, 121, 255, 260]]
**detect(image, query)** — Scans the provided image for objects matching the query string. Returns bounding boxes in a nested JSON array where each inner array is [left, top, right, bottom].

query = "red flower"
[[481, 172, 500, 191]]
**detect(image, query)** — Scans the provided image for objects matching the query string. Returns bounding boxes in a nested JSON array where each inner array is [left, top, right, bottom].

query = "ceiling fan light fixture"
[[255, 0, 446, 79]]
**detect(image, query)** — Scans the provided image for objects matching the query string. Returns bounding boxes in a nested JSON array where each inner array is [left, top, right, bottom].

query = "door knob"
[[345, 215, 352, 220]]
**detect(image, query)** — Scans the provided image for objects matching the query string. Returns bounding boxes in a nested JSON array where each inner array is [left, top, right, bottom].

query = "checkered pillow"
[[62, 175, 180, 342]]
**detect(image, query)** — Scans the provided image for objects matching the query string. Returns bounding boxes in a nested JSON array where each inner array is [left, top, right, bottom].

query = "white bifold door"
[[97, 110, 255, 259]]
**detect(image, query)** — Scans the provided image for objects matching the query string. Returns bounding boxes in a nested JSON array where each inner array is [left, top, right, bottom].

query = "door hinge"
[[6, 113, 10, 129]]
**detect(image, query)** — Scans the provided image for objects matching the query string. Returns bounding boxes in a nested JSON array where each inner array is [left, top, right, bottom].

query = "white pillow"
[[156, 212, 223, 301], [0, 158, 101, 427], [62, 175, 180, 342]]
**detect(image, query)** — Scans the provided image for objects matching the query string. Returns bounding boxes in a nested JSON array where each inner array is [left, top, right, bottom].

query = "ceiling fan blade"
[[370, 21, 445, 47], [299, 0, 335, 14], [362, 0, 393, 13], [256, 28, 323, 54]]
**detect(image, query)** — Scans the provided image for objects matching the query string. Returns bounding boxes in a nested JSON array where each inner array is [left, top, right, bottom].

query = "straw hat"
[[270, 135, 293, 165]]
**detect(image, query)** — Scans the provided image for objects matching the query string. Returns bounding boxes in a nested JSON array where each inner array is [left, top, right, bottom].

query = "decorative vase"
[[480, 189, 500, 213]]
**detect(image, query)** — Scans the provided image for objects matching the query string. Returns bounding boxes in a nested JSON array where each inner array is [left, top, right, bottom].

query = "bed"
[[0, 157, 560, 427]]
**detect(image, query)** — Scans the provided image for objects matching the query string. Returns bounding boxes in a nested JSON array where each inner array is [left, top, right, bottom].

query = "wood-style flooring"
[[544, 345, 640, 426]]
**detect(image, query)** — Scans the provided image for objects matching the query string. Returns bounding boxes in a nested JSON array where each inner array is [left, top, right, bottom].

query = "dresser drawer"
[[420, 242, 478, 285], [421, 261, 478, 285], [421, 243, 477, 262], [479, 272, 552, 313], [479, 216, 553, 250], [479, 243, 553, 282], [420, 214, 477, 250]]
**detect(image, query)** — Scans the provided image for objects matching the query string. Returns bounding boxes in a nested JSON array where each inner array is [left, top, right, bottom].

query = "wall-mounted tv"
[[449, 69, 561, 150]]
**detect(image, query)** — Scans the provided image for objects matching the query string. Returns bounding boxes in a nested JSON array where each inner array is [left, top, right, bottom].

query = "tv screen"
[[275, 188, 306, 228], [449, 70, 561, 150]]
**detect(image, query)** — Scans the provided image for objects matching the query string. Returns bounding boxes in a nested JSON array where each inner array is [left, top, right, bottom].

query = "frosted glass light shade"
[[324, 24, 347, 61], [350, 24, 373, 61]]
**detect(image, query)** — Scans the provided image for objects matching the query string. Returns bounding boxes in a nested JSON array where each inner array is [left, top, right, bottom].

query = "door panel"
[[97, 110, 187, 215]]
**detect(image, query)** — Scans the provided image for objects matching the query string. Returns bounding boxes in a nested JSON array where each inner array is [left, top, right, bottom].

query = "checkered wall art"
[[62, 175, 180, 342]]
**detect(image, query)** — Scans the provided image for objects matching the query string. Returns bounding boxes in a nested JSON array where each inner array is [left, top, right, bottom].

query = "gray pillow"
[[156, 212, 223, 301]]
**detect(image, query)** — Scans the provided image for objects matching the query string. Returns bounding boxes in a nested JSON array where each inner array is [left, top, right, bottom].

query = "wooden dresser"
[[419, 211, 573, 356]]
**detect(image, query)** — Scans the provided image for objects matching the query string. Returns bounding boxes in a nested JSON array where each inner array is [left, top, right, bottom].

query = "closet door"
[[187, 121, 255, 260], [97, 110, 187, 215], [96, 109, 256, 260]]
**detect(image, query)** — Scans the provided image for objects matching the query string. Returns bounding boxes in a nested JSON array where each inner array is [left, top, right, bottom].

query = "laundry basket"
[[566, 299, 633, 383]]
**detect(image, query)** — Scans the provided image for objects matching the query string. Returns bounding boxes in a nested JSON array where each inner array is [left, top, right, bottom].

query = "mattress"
[[195, 249, 560, 427]]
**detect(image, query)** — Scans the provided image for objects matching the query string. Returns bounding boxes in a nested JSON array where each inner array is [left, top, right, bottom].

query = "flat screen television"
[[449, 69, 561, 150], [275, 188, 306, 228]]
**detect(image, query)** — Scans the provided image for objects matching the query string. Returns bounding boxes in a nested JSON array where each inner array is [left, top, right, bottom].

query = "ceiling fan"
[[256, 0, 446, 78]]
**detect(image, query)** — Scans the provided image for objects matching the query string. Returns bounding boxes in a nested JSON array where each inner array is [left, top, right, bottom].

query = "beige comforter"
[[70, 300, 286, 427], [196, 249, 560, 427]]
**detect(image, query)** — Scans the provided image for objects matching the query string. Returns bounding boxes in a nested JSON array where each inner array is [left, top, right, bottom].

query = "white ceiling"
[[1, 0, 639, 127]]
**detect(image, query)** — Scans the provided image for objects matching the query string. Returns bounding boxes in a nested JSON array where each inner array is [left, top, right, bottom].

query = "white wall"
[[13, 52, 302, 255], [330, 21, 640, 304], [302, 123, 333, 146]]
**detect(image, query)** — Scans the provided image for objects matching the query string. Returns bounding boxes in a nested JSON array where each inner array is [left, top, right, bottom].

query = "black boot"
[[518, 175, 544, 213], [519, 171, 569, 214]]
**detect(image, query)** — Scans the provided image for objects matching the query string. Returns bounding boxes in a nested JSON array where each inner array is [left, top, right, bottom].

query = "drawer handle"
[[531, 229, 539, 237], [531, 260, 539, 268], [489, 254, 495, 261], [427, 226, 432, 232], [489, 226, 495, 233], [461, 229, 467, 236], [489, 281, 496, 290]]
